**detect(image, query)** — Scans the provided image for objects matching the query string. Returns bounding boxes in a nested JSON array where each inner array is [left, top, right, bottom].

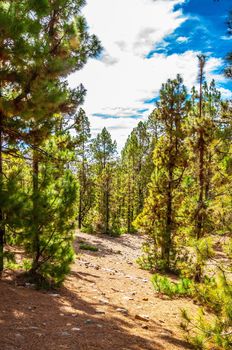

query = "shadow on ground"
[[0, 278, 165, 350]]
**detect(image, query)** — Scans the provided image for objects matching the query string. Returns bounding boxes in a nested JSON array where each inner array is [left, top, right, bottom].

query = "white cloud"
[[176, 36, 189, 43], [220, 35, 232, 41], [68, 0, 227, 150]]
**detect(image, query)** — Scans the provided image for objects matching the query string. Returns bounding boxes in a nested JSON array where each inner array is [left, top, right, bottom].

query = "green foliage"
[[134, 75, 189, 272], [79, 243, 99, 252], [152, 274, 194, 298], [0, 0, 101, 280]]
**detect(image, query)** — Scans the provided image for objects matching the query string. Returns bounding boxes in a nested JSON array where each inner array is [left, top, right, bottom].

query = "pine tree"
[[91, 128, 117, 234], [120, 121, 152, 233], [0, 0, 101, 277], [135, 75, 189, 271], [74, 108, 92, 230]]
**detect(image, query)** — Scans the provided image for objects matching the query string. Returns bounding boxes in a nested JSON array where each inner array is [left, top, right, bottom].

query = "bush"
[[152, 274, 194, 298], [79, 243, 99, 252]]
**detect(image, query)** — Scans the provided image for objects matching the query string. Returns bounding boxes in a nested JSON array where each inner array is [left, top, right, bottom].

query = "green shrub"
[[79, 243, 99, 252], [152, 273, 194, 298]]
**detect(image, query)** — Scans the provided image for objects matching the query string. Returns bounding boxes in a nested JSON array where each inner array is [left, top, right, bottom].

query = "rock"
[[116, 308, 128, 315], [61, 331, 70, 336], [95, 310, 106, 315], [15, 333, 24, 339], [71, 328, 81, 331], [142, 298, 148, 301], [97, 324, 103, 328], [142, 324, 149, 329], [135, 314, 149, 322], [84, 319, 93, 324]]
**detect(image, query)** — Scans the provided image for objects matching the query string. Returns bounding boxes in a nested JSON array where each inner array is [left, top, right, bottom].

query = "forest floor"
[[0, 232, 198, 350]]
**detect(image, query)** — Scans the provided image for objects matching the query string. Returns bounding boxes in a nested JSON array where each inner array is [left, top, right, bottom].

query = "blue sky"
[[69, 0, 232, 149]]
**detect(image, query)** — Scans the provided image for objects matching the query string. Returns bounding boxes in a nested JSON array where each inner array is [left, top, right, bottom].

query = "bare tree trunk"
[[78, 186, 82, 230], [196, 55, 206, 241], [127, 171, 131, 233], [162, 166, 173, 271], [105, 177, 110, 234], [0, 112, 5, 275], [195, 55, 206, 282], [31, 147, 40, 273]]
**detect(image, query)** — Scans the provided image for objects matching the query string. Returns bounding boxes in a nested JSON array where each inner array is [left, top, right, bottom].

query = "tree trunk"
[[196, 57, 205, 240], [105, 177, 110, 234], [31, 147, 40, 272], [0, 113, 5, 275], [127, 171, 131, 233], [162, 167, 173, 271], [78, 186, 82, 230]]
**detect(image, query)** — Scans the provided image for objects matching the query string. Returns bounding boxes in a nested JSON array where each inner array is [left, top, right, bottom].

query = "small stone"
[[135, 314, 149, 322], [61, 331, 70, 337], [84, 319, 93, 324], [15, 333, 23, 338], [116, 308, 128, 315], [71, 328, 81, 332], [95, 310, 105, 315], [142, 324, 149, 329], [142, 298, 148, 301], [97, 324, 103, 328], [142, 278, 148, 283], [60, 313, 64, 316]]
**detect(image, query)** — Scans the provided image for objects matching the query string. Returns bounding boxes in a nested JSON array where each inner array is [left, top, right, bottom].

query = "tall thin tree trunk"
[[162, 166, 173, 271], [127, 171, 131, 233], [105, 178, 110, 234], [196, 55, 206, 241], [0, 112, 5, 275], [78, 186, 82, 230], [31, 146, 40, 273], [194, 55, 206, 282]]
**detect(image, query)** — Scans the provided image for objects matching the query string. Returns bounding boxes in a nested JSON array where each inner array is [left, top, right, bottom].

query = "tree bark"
[[196, 57, 205, 240], [162, 166, 173, 271], [0, 112, 5, 275], [31, 146, 40, 272]]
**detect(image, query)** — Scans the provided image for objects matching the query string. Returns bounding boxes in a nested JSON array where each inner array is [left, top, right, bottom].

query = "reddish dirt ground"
[[0, 232, 197, 350]]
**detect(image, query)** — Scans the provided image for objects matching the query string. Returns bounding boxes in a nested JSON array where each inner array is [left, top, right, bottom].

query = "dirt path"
[[0, 232, 196, 350]]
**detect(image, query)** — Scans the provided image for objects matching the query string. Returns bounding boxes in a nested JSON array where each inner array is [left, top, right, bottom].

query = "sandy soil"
[[0, 232, 197, 350]]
